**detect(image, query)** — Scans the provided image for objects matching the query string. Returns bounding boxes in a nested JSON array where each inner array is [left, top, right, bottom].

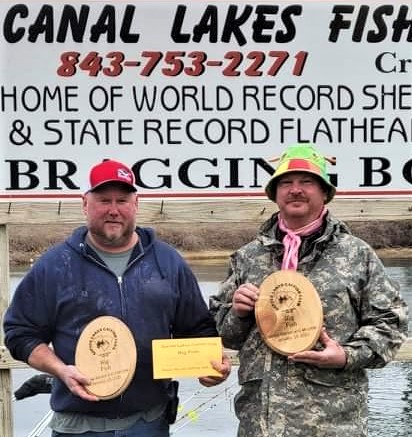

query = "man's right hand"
[[60, 364, 100, 402], [232, 283, 259, 318], [28, 343, 100, 402]]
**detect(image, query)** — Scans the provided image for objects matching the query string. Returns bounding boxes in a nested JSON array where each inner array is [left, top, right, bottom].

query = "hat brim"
[[88, 180, 137, 193]]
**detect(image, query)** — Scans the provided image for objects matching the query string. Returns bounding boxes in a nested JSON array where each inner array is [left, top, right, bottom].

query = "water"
[[9, 258, 412, 437]]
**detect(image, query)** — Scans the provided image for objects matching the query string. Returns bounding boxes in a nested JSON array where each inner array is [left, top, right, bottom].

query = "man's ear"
[[82, 194, 88, 214]]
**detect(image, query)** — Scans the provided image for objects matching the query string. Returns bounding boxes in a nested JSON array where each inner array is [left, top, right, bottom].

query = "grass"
[[8, 220, 412, 267]]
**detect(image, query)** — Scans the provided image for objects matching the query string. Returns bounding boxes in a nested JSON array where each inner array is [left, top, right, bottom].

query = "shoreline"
[[182, 248, 412, 261], [7, 221, 412, 267], [13, 248, 412, 272], [373, 248, 412, 259]]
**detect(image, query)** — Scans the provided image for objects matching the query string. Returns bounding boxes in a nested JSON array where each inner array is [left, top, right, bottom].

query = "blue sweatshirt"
[[4, 226, 217, 418]]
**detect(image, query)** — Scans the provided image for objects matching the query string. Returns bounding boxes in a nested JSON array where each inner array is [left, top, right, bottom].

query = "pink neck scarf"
[[278, 207, 328, 270]]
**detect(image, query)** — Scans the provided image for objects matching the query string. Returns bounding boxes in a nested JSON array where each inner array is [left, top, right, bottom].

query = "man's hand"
[[27, 343, 99, 401], [288, 329, 347, 369], [198, 353, 232, 387], [232, 283, 259, 318], [59, 365, 100, 401]]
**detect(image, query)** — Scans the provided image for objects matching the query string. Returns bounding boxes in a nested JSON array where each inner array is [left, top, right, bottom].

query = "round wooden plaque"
[[255, 271, 323, 355], [75, 316, 137, 400]]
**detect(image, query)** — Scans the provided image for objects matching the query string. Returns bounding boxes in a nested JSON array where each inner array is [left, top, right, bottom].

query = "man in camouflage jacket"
[[209, 144, 408, 437]]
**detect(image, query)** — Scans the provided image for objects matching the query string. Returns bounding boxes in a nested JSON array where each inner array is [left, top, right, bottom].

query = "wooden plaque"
[[75, 316, 137, 400], [255, 271, 323, 355]]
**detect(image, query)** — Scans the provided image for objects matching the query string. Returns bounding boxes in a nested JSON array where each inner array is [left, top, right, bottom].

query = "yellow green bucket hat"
[[265, 143, 336, 204]]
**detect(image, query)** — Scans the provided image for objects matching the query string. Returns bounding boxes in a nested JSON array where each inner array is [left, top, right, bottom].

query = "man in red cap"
[[4, 159, 231, 437], [210, 143, 408, 437]]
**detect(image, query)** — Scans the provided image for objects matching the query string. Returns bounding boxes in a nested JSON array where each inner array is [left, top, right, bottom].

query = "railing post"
[[0, 224, 13, 437]]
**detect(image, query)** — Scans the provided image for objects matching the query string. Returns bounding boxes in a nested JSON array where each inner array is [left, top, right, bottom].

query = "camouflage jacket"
[[209, 212, 408, 437]]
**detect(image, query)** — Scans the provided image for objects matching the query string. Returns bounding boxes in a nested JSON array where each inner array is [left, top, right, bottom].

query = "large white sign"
[[0, 0, 411, 200]]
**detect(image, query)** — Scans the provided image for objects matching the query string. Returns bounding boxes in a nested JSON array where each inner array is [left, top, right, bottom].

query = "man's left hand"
[[198, 353, 232, 387], [288, 328, 347, 369]]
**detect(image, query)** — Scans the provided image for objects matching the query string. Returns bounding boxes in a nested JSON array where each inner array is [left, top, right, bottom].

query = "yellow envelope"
[[152, 337, 222, 379]]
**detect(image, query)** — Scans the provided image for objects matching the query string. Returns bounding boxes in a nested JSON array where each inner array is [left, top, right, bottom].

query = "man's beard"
[[90, 222, 135, 249]]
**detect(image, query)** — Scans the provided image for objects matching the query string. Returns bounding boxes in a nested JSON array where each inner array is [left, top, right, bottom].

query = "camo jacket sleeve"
[[209, 239, 274, 350], [335, 238, 409, 370], [302, 232, 408, 371]]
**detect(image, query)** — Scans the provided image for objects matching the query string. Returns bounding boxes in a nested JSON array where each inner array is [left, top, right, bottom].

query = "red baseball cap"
[[88, 160, 137, 192]]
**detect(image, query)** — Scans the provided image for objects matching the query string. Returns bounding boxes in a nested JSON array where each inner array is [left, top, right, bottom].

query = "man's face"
[[82, 184, 138, 251], [275, 172, 327, 226]]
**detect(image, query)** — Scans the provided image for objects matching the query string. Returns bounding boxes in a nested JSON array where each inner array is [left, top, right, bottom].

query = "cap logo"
[[118, 168, 133, 182]]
